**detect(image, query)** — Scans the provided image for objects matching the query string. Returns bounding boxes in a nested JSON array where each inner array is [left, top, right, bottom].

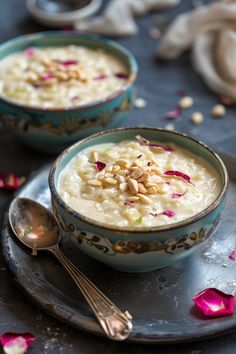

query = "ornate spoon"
[[9, 197, 132, 341]]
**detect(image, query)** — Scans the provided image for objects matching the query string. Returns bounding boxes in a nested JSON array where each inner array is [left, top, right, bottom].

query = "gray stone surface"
[[0, 0, 236, 353]]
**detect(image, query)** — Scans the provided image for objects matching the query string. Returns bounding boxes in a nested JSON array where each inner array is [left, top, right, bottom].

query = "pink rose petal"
[[162, 210, 175, 218], [164, 170, 194, 185], [193, 288, 234, 317], [172, 190, 187, 199], [56, 59, 78, 66], [94, 75, 108, 80], [41, 72, 53, 80], [135, 135, 174, 152], [124, 201, 135, 206], [229, 250, 236, 261], [163, 106, 182, 120], [25, 47, 34, 58], [94, 161, 106, 172], [114, 72, 129, 79], [149, 210, 175, 218], [0, 333, 35, 354]]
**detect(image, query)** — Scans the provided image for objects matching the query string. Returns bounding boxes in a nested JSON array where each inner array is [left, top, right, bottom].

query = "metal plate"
[[1, 155, 236, 344]]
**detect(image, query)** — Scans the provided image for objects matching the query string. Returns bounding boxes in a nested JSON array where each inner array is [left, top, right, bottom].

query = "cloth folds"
[[74, 0, 181, 37], [157, 1, 236, 100]]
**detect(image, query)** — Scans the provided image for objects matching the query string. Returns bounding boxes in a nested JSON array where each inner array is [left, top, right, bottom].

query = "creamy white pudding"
[[0, 46, 128, 109], [58, 136, 221, 228]]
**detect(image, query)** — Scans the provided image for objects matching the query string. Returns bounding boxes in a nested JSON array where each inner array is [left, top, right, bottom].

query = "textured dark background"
[[0, 0, 236, 353]]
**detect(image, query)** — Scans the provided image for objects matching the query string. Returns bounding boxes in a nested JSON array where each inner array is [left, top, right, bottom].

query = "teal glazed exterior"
[[0, 32, 137, 154], [49, 128, 228, 272]]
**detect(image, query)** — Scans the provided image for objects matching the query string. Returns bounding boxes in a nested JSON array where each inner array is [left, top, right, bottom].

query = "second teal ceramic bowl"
[[49, 127, 228, 272], [0, 32, 137, 154]]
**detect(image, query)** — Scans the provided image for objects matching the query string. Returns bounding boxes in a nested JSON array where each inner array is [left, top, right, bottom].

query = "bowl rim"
[[0, 31, 138, 112], [49, 127, 228, 234]]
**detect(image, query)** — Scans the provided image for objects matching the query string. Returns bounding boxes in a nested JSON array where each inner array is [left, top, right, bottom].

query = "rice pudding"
[[0, 45, 128, 109], [58, 135, 221, 228]]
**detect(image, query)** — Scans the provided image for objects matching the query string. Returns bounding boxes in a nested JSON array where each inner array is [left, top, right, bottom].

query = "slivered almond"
[[137, 193, 151, 204], [87, 179, 102, 186], [137, 172, 149, 183], [144, 182, 157, 188], [104, 177, 117, 185], [150, 146, 165, 153], [138, 183, 147, 194], [130, 167, 144, 180], [116, 159, 129, 168], [128, 178, 138, 194], [127, 196, 139, 202], [152, 159, 159, 166], [104, 172, 113, 178], [117, 175, 126, 183], [90, 151, 98, 162], [119, 169, 129, 176], [119, 182, 128, 192], [150, 166, 162, 175], [147, 186, 158, 194]]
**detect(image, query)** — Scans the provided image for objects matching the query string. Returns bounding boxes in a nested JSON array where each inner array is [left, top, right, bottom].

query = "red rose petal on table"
[[193, 288, 234, 317], [114, 72, 129, 79], [94, 162, 106, 172], [229, 250, 236, 261], [135, 135, 174, 152], [218, 96, 235, 106], [164, 170, 194, 185], [163, 106, 182, 120], [0, 332, 35, 354], [0, 174, 26, 191], [25, 47, 34, 58], [172, 190, 187, 199]]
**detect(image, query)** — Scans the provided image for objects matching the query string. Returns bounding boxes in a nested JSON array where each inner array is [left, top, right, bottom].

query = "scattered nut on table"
[[191, 112, 204, 125], [179, 96, 194, 109], [211, 104, 226, 118]]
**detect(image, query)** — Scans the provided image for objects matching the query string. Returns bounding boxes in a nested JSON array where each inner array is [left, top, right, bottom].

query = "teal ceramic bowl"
[[49, 127, 228, 272], [0, 32, 137, 154]]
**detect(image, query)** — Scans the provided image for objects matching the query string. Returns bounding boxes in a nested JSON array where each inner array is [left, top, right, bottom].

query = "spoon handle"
[[49, 245, 132, 341]]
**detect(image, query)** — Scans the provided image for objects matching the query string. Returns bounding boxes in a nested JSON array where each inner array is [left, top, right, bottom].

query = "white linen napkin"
[[157, 1, 236, 100], [74, 0, 181, 36]]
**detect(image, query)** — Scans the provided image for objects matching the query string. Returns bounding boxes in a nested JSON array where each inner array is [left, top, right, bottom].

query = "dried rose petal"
[[25, 47, 34, 58], [114, 72, 129, 79], [94, 75, 108, 80], [124, 201, 135, 206], [172, 190, 187, 199], [229, 250, 236, 261], [193, 288, 234, 317], [164, 170, 194, 185], [56, 59, 78, 66], [135, 135, 174, 152], [162, 210, 175, 218], [218, 96, 235, 106], [41, 72, 53, 80], [0, 332, 35, 354], [0, 174, 26, 191], [94, 162, 106, 172], [149, 210, 175, 218], [163, 106, 182, 120]]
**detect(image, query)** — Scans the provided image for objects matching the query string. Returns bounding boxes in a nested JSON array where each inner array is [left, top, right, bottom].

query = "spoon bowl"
[[9, 198, 60, 250]]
